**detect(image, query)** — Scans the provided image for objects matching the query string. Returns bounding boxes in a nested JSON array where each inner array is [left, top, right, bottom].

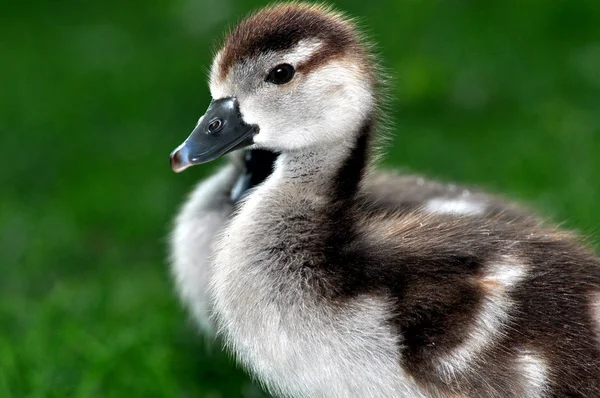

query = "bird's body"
[[171, 150, 531, 336], [169, 4, 600, 397]]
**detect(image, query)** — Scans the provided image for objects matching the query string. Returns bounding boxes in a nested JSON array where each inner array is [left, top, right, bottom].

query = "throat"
[[271, 118, 374, 200]]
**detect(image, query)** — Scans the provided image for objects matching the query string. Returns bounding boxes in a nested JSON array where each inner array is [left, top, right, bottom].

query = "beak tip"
[[170, 147, 189, 173]]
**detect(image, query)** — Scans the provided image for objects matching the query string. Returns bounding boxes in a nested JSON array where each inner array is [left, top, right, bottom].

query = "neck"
[[270, 117, 374, 200]]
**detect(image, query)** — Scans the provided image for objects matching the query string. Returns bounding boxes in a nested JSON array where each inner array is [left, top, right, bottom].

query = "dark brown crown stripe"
[[219, 4, 362, 79]]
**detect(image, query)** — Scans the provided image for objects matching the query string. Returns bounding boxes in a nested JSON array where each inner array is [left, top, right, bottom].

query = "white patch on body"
[[591, 291, 600, 347], [425, 198, 485, 216], [170, 163, 238, 335], [435, 256, 528, 382], [209, 157, 428, 398], [516, 350, 548, 397]]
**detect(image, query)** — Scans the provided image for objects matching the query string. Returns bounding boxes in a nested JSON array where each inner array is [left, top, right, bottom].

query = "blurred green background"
[[1, 0, 599, 396]]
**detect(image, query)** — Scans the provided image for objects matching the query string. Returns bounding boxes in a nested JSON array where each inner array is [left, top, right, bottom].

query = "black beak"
[[170, 97, 257, 172]]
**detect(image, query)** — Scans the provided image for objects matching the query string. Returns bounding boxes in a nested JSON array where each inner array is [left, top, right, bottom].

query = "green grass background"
[[1, 0, 599, 396]]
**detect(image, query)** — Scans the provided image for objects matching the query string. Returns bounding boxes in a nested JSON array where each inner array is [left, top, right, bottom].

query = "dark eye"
[[266, 63, 295, 84]]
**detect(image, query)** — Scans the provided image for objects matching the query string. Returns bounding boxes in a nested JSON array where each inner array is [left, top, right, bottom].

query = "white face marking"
[[278, 37, 322, 65], [424, 198, 485, 216], [435, 256, 528, 381], [208, 40, 373, 153], [210, 39, 321, 98], [208, 50, 223, 94], [516, 350, 548, 396]]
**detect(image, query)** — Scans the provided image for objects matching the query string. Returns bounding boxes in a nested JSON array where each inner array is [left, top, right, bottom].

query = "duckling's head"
[[171, 3, 378, 172]]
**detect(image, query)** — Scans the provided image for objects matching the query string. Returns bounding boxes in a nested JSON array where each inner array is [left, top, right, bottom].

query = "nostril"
[[207, 119, 223, 134]]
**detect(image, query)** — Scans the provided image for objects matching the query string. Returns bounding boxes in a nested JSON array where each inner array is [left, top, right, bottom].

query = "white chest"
[[208, 184, 427, 398]]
